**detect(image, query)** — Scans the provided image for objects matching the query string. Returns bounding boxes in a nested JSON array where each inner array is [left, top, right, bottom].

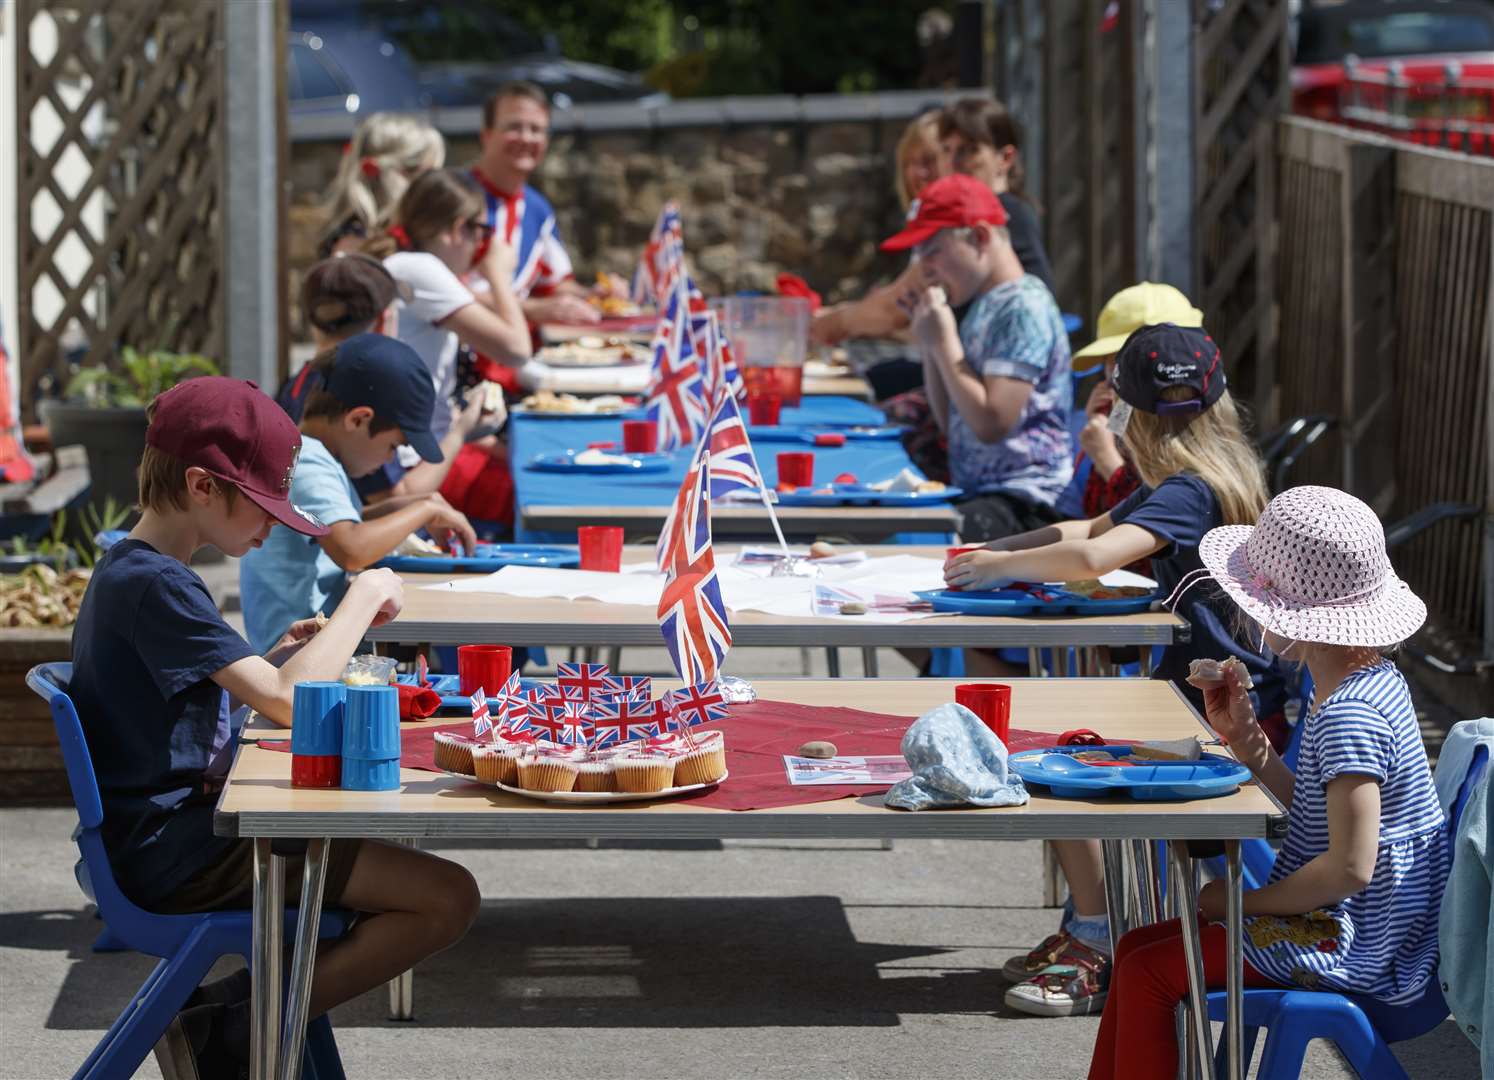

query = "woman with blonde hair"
[[945, 323, 1289, 1020], [360, 168, 530, 520], [318, 112, 446, 259]]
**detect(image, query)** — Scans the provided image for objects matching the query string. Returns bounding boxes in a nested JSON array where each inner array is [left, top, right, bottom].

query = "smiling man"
[[883, 174, 1072, 540], [471, 80, 598, 326]]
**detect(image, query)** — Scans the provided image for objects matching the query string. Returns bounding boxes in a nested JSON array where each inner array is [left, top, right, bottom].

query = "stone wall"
[[286, 89, 982, 335]]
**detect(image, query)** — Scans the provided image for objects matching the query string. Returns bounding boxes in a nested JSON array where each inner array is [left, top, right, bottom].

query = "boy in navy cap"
[[240, 333, 478, 652], [71, 376, 479, 1076]]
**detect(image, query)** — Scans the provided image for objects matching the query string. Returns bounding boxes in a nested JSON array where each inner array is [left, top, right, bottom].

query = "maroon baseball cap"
[[146, 376, 330, 536], [880, 174, 1009, 252]]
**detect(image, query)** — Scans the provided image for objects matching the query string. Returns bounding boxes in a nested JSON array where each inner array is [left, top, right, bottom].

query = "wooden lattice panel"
[[15, 0, 224, 415], [1193, 0, 1289, 416]]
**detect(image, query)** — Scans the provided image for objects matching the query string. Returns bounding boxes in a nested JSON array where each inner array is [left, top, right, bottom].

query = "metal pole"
[[1130, 837, 1160, 925], [251, 839, 285, 1080], [1224, 840, 1245, 1080], [861, 647, 880, 677], [1100, 839, 1130, 957], [1168, 842, 1215, 1079], [280, 839, 330, 1080]]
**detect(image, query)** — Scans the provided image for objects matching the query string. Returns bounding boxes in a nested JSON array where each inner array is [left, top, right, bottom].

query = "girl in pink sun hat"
[[1088, 486, 1447, 1080]]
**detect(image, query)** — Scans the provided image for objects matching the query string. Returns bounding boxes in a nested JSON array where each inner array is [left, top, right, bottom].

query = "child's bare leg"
[[307, 839, 480, 1017], [1054, 838, 1107, 918]]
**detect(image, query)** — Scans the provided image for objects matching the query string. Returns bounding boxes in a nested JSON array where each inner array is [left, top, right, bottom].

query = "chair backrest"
[[26, 663, 102, 829]]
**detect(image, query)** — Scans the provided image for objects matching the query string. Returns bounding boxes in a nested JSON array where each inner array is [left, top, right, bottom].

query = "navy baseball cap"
[[1113, 323, 1226, 415], [324, 333, 443, 463]]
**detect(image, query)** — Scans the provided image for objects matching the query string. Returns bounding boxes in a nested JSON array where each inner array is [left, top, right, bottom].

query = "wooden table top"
[[217, 678, 1284, 842]]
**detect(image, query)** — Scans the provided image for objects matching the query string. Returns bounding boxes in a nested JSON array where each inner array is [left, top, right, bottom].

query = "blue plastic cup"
[[291, 682, 346, 757], [341, 685, 400, 791]]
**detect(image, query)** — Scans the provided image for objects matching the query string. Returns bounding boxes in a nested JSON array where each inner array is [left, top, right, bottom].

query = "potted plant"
[[39, 347, 219, 516]]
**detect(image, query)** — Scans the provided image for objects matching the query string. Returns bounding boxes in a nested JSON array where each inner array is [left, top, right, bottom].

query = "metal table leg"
[[251, 839, 285, 1080], [1140, 645, 1156, 677], [1027, 648, 1042, 677], [1131, 838, 1161, 926], [860, 647, 879, 677], [1041, 840, 1064, 908], [825, 648, 841, 677], [387, 837, 418, 1021], [1100, 839, 1131, 956], [1224, 840, 1245, 1080], [1168, 841, 1214, 1079], [280, 839, 329, 1080]]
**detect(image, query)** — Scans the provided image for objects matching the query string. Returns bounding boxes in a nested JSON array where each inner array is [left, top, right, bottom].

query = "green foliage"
[[7, 496, 131, 572], [63, 347, 219, 408]]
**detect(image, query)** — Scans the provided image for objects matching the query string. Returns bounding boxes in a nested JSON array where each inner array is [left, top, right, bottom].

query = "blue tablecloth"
[[512, 396, 916, 541]]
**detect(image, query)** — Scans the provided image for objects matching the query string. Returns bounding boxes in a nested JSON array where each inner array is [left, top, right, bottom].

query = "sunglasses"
[[462, 218, 495, 239]]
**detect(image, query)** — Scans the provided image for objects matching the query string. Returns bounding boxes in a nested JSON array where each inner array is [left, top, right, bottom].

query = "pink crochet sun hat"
[[1197, 486, 1427, 647]]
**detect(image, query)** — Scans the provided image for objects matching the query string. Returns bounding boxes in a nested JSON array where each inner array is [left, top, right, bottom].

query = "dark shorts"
[[955, 491, 1059, 542], [153, 838, 363, 915]]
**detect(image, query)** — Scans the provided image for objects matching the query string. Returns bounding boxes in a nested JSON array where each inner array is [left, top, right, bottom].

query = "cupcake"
[[472, 744, 515, 785], [613, 750, 676, 794], [518, 748, 580, 792], [433, 731, 476, 776], [673, 730, 727, 786], [572, 756, 616, 793]]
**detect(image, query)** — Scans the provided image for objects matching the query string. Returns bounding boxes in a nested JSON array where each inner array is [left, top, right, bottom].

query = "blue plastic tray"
[[395, 673, 549, 710], [527, 451, 670, 474], [376, 543, 579, 574], [1009, 745, 1251, 800], [913, 586, 1157, 616], [511, 407, 645, 421], [776, 484, 963, 507], [747, 424, 904, 442]]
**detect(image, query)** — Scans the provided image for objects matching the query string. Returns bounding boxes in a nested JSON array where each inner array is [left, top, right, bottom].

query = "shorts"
[[955, 491, 1059, 542], [153, 837, 363, 915]]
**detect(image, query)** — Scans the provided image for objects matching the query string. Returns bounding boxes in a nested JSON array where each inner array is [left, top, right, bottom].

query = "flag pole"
[[742, 431, 793, 558]]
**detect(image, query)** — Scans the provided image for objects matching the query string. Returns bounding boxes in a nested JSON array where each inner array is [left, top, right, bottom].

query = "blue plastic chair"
[[27, 663, 349, 1080], [1204, 744, 1490, 1078]]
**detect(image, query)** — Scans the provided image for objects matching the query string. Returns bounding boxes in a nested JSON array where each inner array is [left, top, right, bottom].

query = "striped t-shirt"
[[1242, 660, 1448, 1002]]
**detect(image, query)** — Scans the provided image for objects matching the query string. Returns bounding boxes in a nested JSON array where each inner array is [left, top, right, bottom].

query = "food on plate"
[[834, 472, 858, 484], [593, 269, 631, 299], [572, 448, 636, 466], [673, 730, 727, 786], [798, 740, 838, 759], [1073, 750, 1123, 764], [1064, 579, 1152, 600], [589, 295, 643, 317], [518, 748, 582, 793], [535, 339, 647, 368], [613, 750, 676, 793], [838, 601, 867, 616], [433, 731, 477, 776], [1185, 656, 1255, 690], [808, 541, 836, 559], [776, 482, 798, 495], [517, 391, 631, 415], [572, 756, 617, 793], [472, 744, 518, 786], [915, 480, 946, 494], [1130, 737, 1204, 762], [392, 533, 444, 558]]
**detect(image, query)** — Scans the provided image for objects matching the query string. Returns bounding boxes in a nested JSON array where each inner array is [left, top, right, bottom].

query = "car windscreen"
[[1296, 6, 1494, 65], [356, 0, 546, 63]]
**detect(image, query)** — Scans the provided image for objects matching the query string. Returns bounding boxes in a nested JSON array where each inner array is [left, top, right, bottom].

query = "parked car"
[[288, 0, 667, 125], [1291, 0, 1494, 122]]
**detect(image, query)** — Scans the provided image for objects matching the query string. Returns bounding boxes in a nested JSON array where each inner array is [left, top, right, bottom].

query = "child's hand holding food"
[[1187, 657, 1260, 748], [944, 549, 1014, 591]]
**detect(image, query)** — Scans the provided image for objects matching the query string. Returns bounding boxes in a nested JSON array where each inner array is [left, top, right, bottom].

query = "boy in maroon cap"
[[882, 173, 1073, 541], [71, 377, 478, 1078]]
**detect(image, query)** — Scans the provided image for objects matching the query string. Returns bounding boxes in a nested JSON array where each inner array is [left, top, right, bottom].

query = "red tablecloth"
[[256, 700, 1085, 811]]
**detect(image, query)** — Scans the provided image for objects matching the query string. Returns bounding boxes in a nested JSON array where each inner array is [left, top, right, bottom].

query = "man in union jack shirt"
[[471, 81, 598, 327]]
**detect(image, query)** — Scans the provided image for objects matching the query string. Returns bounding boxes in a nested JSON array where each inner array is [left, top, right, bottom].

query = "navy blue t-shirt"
[[70, 540, 255, 908], [1110, 474, 1287, 718]]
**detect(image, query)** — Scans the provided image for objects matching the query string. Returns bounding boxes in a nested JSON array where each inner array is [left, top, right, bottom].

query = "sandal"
[[1000, 929, 1076, 983], [1004, 938, 1110, 1017]]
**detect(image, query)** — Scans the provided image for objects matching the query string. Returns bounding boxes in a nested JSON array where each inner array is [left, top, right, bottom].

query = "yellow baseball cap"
[[1074, 282, 1204, 360]]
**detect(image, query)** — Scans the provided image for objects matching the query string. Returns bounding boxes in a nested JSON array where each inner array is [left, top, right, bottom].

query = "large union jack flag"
[[556, 661, 611, 701], [656, 449, 733, 681], [631, 202, 685, 306], [589, 697, 667, 747], [645, 285, 707, 450], [691, 309, 745, 407], [698, 390, 762, 498], [663, 681, 729, 729]]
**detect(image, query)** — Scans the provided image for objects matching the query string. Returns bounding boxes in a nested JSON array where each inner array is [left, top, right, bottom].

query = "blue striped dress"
[[1241, 660, 1448, 1002]]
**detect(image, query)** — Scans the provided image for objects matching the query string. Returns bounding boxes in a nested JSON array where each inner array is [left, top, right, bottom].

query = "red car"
[[1292, 0, 1494, 147]]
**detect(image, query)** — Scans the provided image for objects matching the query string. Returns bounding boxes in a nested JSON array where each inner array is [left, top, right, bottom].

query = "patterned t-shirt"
[[950, 274, 1072, 505], [1242, 660, 1448, 1002]]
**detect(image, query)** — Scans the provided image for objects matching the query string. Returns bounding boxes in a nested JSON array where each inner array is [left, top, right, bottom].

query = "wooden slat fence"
[[1275, 117, 1492, 648]]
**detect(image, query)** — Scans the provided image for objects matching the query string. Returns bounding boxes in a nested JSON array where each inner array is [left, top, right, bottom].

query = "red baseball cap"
[[146, 376, 330, 536], [880, 174, 1009, 252]]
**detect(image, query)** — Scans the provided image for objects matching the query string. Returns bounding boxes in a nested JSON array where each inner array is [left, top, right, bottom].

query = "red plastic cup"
[[458, 644, 512, 699], [955, 683, 1012, 745], [748, 393, 783, 426], [578, 525, 624, 572], [943, 546, 985, 592], [291, 754, 341, 789], [777, 451, 814, 488], [622, 419, 658, 454]]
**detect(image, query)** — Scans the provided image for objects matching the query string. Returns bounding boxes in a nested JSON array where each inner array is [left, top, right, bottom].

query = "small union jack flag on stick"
[[600, 674, 652, 700], [470, 689, 492, 738], [528, 698, 591, 746], [589, 697, 667, 747], [646, 283, 708, 450], [656, 449, 733, 681], [663, 681, 729, 729], [557, 661, 611, 700]]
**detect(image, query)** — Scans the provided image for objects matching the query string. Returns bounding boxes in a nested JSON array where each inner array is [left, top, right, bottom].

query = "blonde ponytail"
[[320, 113, 445, 246], [1122, 387, 1268, 527]]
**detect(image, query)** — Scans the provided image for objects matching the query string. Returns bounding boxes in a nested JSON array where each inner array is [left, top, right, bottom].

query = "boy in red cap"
[[882, 173, 1073, 540], [70, 377, 478, 1077]]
